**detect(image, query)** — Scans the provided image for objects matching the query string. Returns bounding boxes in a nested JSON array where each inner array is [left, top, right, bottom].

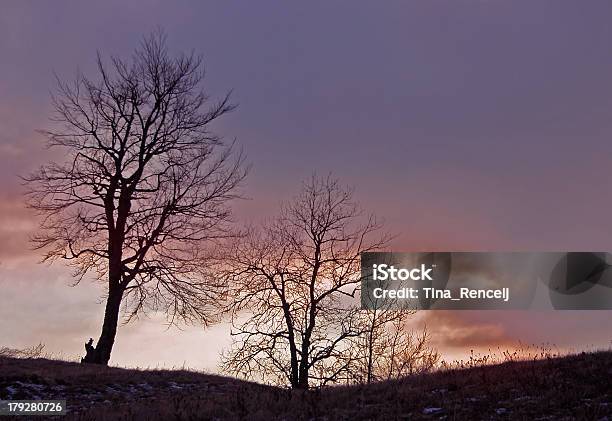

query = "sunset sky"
[[1, 1, 612, 371]]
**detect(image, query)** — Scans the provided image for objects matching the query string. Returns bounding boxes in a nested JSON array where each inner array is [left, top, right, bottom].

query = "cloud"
[[0, 143, 23, 157], [0, 196, 38, 265], [415, 311, 512, 351]]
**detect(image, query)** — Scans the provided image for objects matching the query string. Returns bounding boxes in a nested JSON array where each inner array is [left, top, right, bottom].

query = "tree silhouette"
[[350, 308, 439, 384], [24, 31, 246, 365], [221, 175, 389, 389], [348, 273, 439, 384]]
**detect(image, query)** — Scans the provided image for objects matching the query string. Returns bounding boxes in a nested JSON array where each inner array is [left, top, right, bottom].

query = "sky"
[[1, 0, 612, 371]]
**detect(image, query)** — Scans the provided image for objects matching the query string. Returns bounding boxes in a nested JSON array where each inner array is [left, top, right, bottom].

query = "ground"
[[0, 351, 611, 420]]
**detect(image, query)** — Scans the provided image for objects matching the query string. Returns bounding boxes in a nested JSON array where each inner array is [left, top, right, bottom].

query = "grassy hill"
[[1, 351, 611, 420]]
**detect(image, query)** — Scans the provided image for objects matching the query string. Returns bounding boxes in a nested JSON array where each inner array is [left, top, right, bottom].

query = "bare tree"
[[221, 175, 389, 389], [350, 307, 439, 384], [24, 31, 246, 365], [348, 281, 439, 384]]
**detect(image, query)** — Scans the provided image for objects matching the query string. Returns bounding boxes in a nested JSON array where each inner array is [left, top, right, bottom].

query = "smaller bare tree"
[[345, 264, 439, 384], [350, 307, 439, 384], [221, 175, 389, 389]]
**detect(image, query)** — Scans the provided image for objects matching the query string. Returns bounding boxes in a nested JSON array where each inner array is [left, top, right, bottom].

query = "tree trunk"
[[81, 287, 123, 365], [367, 333, 374, 384], [367, 306, 380, 384], [296, 355, 309, 389], [295, 374, 309, 390]]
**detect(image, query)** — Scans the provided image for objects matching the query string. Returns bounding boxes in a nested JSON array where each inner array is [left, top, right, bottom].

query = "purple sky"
[[1, 1, 612, 369]]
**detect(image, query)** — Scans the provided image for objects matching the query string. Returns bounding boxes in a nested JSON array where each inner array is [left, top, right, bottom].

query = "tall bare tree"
[[24, 31, 246, 365], [221, 175, 389, 389]]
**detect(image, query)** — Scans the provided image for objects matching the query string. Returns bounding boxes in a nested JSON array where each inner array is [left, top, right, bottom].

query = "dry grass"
[[1, 350, 611, 420], [0, 343, 45, 359]]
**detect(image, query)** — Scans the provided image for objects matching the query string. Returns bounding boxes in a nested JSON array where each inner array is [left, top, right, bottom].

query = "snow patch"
[[423, 407, 443, 415]]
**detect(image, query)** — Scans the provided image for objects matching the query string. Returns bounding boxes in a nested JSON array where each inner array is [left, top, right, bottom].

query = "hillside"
[[1, 351, 611, 420]]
